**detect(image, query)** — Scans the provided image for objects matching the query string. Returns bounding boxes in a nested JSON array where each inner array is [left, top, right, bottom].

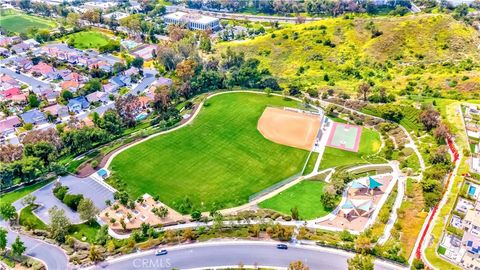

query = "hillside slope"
[[217, 14, 480, 98]]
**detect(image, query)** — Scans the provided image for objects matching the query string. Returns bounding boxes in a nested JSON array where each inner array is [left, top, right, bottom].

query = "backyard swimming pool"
[[469, 185, 477, 197]]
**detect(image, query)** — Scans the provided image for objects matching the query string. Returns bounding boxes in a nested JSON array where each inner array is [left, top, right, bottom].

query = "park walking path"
[[378, 161, 405, 245], [309, 96, 426, 173]]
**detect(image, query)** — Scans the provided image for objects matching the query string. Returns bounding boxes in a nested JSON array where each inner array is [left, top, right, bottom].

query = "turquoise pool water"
[[135, 112, 147, 121], [469, 185, 477, 196]]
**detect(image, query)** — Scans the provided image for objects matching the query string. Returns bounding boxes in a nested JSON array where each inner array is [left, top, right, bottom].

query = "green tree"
[[199, 35, 212, 52], [348, 253, 374, 270], [288, 260, 310, 270], [131, 57, 144, 69], [11, 236, 26, 257], [290, 207, 299, 220], [190, 210, 201, 221], [21, 194, 37, 206], [88, 245, 104, 262], [28, 93, 40, 108], [357, 82, 371, 101], [48, 206, 71, 243], [78, 198, 99, 223], [0, 228, 7, 251], [98, 109, 124, 135], [0, 203, 17, 221], [380, 104, 404, 122]]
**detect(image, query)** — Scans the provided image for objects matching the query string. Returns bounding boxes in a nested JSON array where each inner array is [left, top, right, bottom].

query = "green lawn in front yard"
[[0, 180, 52, 205], [19, 205, 47, 230], [258, 180, 335, 220], [319, 127, 382, 170], [110, 92, 310, 213], [63, 31, 112, 49], [0, 9, 56, 34]]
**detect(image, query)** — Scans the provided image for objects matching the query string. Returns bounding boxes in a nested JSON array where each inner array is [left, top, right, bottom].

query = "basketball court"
[[257, 107, 321, 151], [326, 122, 362, 152]]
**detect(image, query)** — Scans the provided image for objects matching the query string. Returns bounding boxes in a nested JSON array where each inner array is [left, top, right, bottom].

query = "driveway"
[[0, 67, 49, 90], [13, 175, 114, 224]]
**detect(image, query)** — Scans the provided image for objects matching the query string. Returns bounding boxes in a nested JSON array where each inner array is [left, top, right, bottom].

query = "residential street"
[[0, 220, 69, 270], [0, 67, 49, 90], [91, 241, 405, 270]]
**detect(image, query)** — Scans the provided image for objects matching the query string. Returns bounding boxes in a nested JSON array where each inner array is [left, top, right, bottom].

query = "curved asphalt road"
[[91, 241, 405, 270], [1, 220, 69, 270]]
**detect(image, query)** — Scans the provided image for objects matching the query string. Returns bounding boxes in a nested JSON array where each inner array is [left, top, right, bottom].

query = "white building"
[[163, 12, 220, 31], [83, 1, 117, 11]]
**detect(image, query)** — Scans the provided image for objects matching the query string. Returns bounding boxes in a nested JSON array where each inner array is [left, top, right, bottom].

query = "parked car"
[[276, 244, 288, 250], [155, 249, 168, 256]]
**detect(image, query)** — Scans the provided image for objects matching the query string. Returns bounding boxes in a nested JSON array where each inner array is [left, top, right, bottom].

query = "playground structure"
[[318, 174, 392, 232]]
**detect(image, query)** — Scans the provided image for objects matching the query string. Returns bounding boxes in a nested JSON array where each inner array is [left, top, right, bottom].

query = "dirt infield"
[[257, 107, 321, 151]]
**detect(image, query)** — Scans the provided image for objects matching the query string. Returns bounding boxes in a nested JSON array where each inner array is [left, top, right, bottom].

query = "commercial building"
[[163, 11, 220, 31]]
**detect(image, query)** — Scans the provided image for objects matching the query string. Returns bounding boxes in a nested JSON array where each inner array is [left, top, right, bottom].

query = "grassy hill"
[[216, 14, 480, 98]]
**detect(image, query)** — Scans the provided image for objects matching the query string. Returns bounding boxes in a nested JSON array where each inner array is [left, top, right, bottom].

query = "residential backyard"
[[110, 92, 310, 213]]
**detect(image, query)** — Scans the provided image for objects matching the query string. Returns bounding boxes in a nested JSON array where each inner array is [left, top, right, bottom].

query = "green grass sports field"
[[259, 180, 334, 220], [0, 9, 56, 33], [110, 92, 310, 213], [64, 31, 112, 49]]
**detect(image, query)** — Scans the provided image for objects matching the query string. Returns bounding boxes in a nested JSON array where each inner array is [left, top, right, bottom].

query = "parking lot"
[[13, 175, 114, 224]]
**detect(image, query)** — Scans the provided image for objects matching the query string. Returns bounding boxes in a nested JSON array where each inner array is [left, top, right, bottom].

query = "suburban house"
[[16, 57, 33, 70], [461, 203, 480, 261], [0, 87, 21, 100], [23, 39, 40, 47], [103, 11, 129, 21], [61, 80, 81, 92], [67, 96, 90, 113], [131, 45, 158, 61], [103, 83, 118, 93], [0, 116, 21, 136], [0, 36, 21, 47], [110, 76, 127, 88], [86, 91, 109, 104], [0, 47, 9, 57], [163, 11, 220, 31], [44, 90, 60, 104], [10, 42, 31, 54], [20, 109, 47, 125], [124, 67, 139, 77], [0, 74, 19, 90], [43, 104, 69, 118], [31, 62, 59, 80]]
